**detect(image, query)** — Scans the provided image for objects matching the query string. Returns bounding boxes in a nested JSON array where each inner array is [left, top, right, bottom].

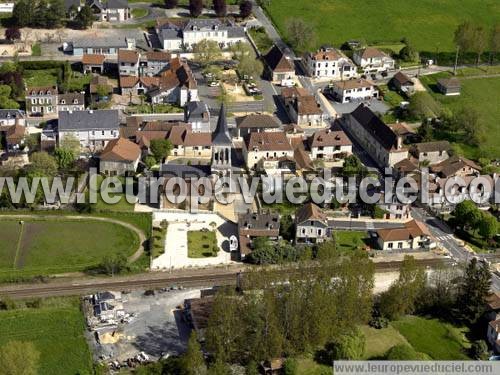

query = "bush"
[[19, 61, 65, 70], [385, 344, 427, 360], [469, 340, 489, 360], [283, 358, 298, 375]]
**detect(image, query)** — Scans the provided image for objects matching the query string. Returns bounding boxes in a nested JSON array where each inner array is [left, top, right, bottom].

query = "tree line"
[[454, 22, 500, 65], [164, 0, 252, 19]]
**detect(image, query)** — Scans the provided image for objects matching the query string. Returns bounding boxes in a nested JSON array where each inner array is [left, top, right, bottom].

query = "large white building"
[[156, 18, 246, 51], [65, 0, 131, 22], [304, 46, 357, 80], [330, 79, 379, 103], [58, 110, 120, 151], [352, 47, 395, 74]]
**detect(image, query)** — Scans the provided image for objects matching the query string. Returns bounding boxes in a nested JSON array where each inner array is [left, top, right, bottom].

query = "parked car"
[[280, 79, 295, 87]]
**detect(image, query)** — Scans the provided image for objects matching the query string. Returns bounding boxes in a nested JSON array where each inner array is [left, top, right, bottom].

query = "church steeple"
[[211, 104, 232, 176]]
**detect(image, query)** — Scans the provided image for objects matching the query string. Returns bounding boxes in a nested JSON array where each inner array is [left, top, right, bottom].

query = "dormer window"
[[73, 99, 78, 104], [39, 91, 43, 95], [61, 99, 66, 104], [46, 91, 51, 95]]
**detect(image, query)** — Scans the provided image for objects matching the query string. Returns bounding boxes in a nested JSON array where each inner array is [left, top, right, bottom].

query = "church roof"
[[212, 103, 232, 146]]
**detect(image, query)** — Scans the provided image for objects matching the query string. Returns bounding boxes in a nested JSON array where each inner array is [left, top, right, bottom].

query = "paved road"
[[411, 207, 500, 291], [328, 219, 402, 231]]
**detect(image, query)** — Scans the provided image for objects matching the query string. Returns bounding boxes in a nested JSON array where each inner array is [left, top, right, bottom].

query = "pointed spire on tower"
[[212, 103, 232, 146]]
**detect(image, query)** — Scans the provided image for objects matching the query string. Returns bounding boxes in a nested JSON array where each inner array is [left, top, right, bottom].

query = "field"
[[419, 74, 500, 159], [0, 217, 139, 279], [336, 231, 368, 251], [263, 0, 500, 52], [187, 230, 218, 258], [0, 298, 93, 375], [392, 316, 470, 359], [361, 325, 409, 359]]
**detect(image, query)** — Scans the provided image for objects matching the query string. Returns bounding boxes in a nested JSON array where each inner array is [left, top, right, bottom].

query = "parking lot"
[[86, 288, 201, 366]]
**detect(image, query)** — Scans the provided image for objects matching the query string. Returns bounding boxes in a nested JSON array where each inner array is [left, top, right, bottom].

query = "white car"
[[280, 79, 295, 87]]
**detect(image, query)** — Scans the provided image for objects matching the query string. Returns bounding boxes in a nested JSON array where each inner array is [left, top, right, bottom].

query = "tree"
[[5, 28, 21, 42], [182, 332, 206, 375], [285, 18, 316, 52], [208, 358, 230, 375], [471, 26, 489, 65], [213, 0, 227, 17], [150, 139, 173, 163], [75, 5, 94, 29], [53, 147, 75, 169], [491, 24, 500, 63], [279, 214, 294, 241], [59, 133, 81, 156], [417, 120, 433, 142], [144, 155, 157, 169], [399, 38, 419, 62], [324, 328, 365, 360], [0, 341, 40, 375], [237, 54, 263, 79], [189, 0, 203, 17], [100, 254, 128, 276], [283, 358, 298, 375], [453, 200, 481, 231], [341, 154, 365, 176], [478, 212, 498, 240], [408, 91, 440, 119], [469, 340, 489, 360], [12, 0, 34, 28], [164, 0, 178, 9], [29, 152, 58, 177], [452, 106, 484, 146], [239, 1, 252, 18], [454, 22, 475, 55], [456, 257, 491, 324], [193, 39, 222, 66]]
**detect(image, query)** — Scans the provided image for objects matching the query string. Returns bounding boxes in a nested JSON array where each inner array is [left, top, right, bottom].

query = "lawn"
[[420, 74, 500, 159], [0, 298, 93, 375], [24, 69, 58, 87], [131, 7, 149, 18], [336, 231, 368, 251], [89, 174, 136, 212], [0, 217, 139, 279], [187, 230, 218, 258], [263, 0, 500, 52], [392, 316, 470, 360], [296, 356, 331, 375], [361, 324, 409, 359]]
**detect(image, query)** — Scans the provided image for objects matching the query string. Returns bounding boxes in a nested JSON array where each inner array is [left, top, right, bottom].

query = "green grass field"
[[392, 316, 470, 359], [187, 230, 218, 258], [0, 298, 93, 375], [0, 218, 139, 279], [420, 74, 500, 159], [361, 325, 409, 359], [264, 0, 500, 52], [336, 231, 368, 251]]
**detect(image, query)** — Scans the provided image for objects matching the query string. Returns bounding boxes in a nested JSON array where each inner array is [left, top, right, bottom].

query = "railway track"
[[0, 258, 453, 299]]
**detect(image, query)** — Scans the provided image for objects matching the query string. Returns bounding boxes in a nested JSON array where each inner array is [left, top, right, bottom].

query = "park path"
[[0, 214, 147, 264]]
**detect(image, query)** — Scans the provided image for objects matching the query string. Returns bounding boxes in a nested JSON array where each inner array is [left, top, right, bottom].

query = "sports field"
[[0, 218, 139, 279], [264, 0, 500, 52]]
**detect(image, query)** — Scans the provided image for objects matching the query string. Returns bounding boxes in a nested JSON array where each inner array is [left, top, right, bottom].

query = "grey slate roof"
[[212, 104, 232, 146], [350, 104, 398, 151], [0, 109, 25, 120], [72, 36, 128, 49], [185, 101, 209, 121], [58, 110, 120, 131]]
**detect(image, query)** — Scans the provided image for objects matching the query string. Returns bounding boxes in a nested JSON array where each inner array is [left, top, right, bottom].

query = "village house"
[[25, 86, 58, 117], [69, 36, 135, 56], [58, 109, 120, 151], [119, 76, 160, 96], [282, 87, 324, 127], [4, 120, 27, 153], [430, 155, 481, 178], [238, 211, 280, 260], [0, 110, 25, 127], [66, 0, 131, 22], [295, 202, 331, 244], [185, 101, 211, 133], [118, 49, 140, 77], [437, 77, 461, 96], [352, 47, 395, 73], [156, 18, 246, 51], [391, 71, 415, 96], [57, 92, 86, 112], [140, 51, 171, 77], [304, 46, 357, 81], [82, 54, 106, 74], [235, 113, 281, 138], [375, 220, 436, 251], [344, 104, 408, 168], [243, 131, 293, 170], [378, 192, 412, 220], [263, 45, 296, 83], [99, 137, 141, 176], [330, 78, 379, 103], [166, 124, 212, 158], [410, 141, 451, 166], [307, 129, 352, 160]]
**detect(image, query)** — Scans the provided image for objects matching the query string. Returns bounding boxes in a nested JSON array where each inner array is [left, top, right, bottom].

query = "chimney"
[[396, 135, 403, 149]]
